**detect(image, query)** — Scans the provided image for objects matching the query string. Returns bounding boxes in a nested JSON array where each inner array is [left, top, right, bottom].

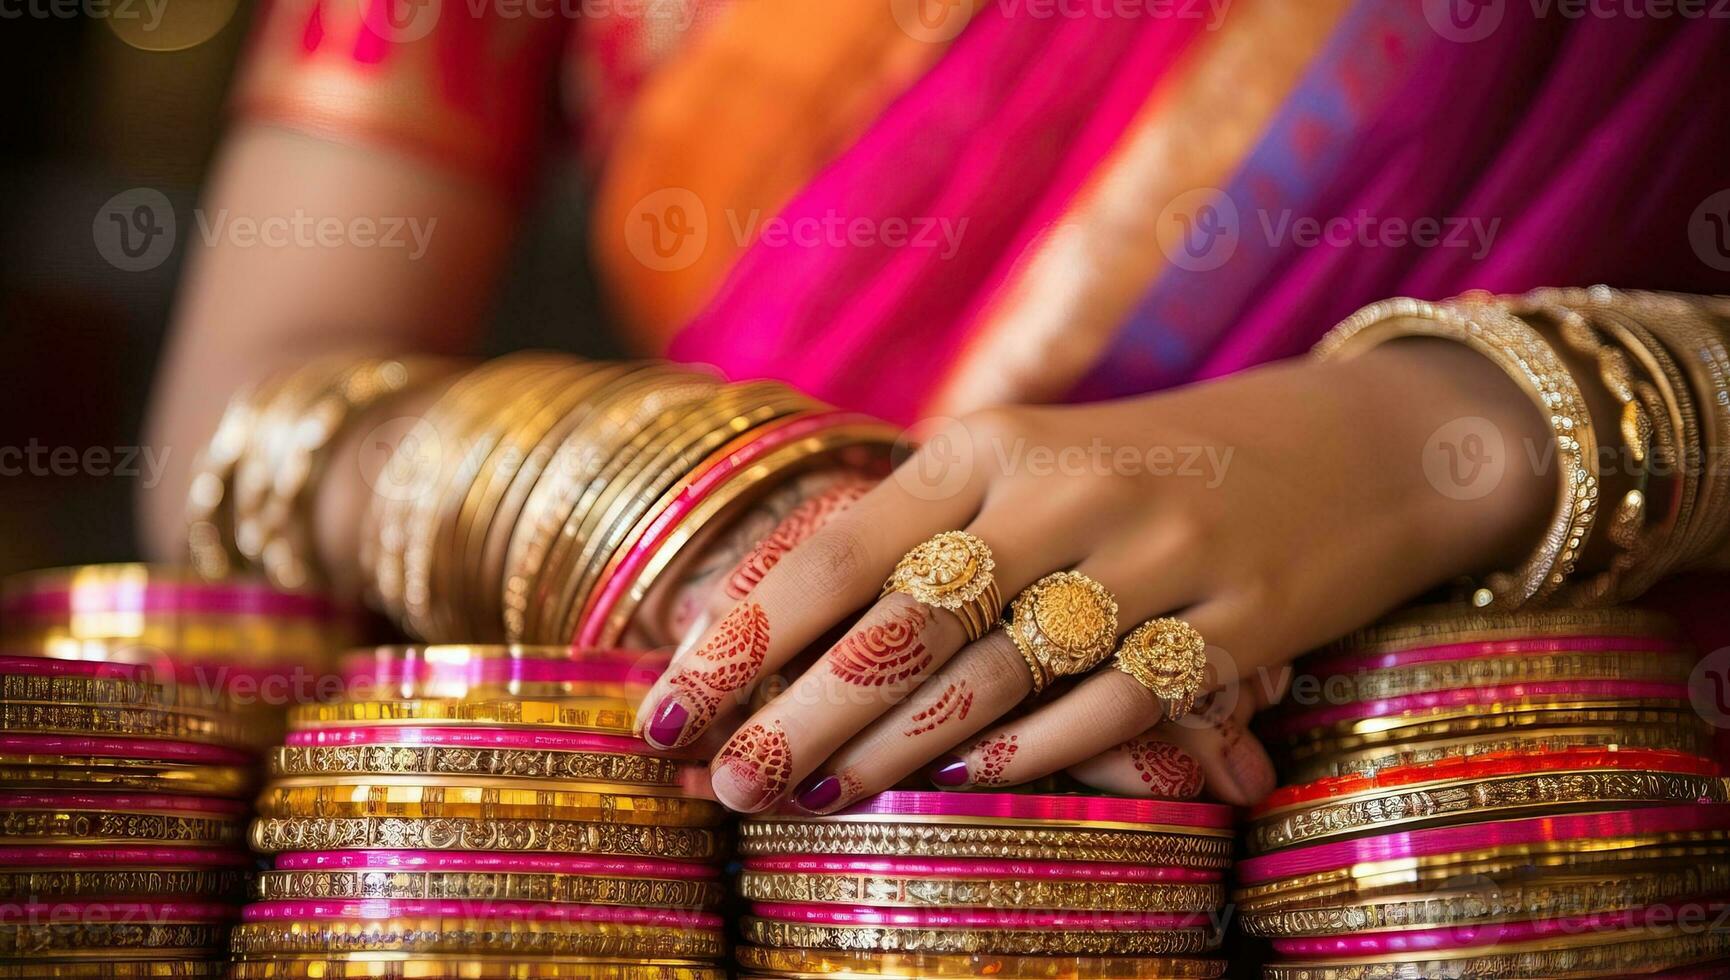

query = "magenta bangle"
[[0, 734, 252, 766], [341, 648, 668, 695], [1270, 901, 1715, 956], [0, 654, 164, 682], [1307, 634, 1682, 673], [749, 902, 1212, 930], [741, 855, 1221, 882], [0, 791, 248, 816], [3, 582, 343, 620], [0, 845, 251, 867], [271, 850, 718, 879], [788, 790, 1234, 831], [280, 725, 694, 759], [1263, 680, 1690, 737], [243, 899, 723, 928], [1237, 804, 1730, 885], [576, 411, 869, 647], [0, 901, 237, 923]]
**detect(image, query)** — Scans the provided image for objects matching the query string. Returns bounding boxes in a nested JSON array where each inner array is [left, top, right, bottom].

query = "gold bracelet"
[[185, 375, 287, 580], [229, 920, 725, 959], [287, 696, 636, 734], [257, 783, 726, 826], [249, 816, 722, 859], [267, 744, 683, 786], [254, 868, 722, 908], [0, 673, 175, 708], [0, 810, 244, 846], [1279, 721, 1714, 782], [734, 946, 1227, 979], [1314, 298, 1598, 608], [739, 919, 1217, 957], [0, 762, 252, 796], [1298, 649, 1692, 704], [0, 868, 248, 899], [0, 702, 257, 746], [1276, 705, 1699, 758], [737, 821, 1232, 867], [1261, 927, 1730, 980], [228, 957, 723, 980], [736, 870, 1224, 912], [0, 924, 230, 957], [0, 962, 225, 979], [1248, 769, 1728, 853], [1321, 604, 1675, 655]]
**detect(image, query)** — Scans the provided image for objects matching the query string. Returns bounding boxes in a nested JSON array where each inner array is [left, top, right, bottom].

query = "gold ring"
[[880, 531, 1001, 643], [1004, 571, 1118, 694], [1113, 618, 1207, 721]]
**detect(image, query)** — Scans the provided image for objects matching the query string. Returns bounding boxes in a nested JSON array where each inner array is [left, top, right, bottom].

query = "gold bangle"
[[228, 920, 725, 959], [254, 869, 721, 908], [185, 375, 287, 580], [1293, 649, 1693, 704], [0, 762, 253, 796], [1315, 298, 1600, 608], [287, 695, 636, 734], [1112, 618, 1206, 720], [733, 947, 1227, 980], [257, 783, 726, 826], [0, 673, 176, 707], [1322, 604, 1676, 655], [227, 957, 723, 980], [1280, 721, 1715, 782], [1240, 862, 1730, 938], [267, 744, 683, 786], [1248, 769, 1729, 853], [737, 821, 1232, 867], [0, 962, 225, 979], [1261, 927, 1730, 980], [0, 810, 244, 846], [1005, 571, 1119, 695], [0, 924, 230, 957], [736, 870, 1224, 912], [0, 868, 248, 899], [880, 532, 1002, 645], [738, 919, 1217, 957], [249, 816, 722, 859], [0, 702, 258, 746], [1277, 705, 1699, 758]]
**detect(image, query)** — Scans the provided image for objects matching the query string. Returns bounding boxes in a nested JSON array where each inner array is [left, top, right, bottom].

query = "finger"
[[1066, 736, 1205, 799], [1159, 671, 1282, 807]]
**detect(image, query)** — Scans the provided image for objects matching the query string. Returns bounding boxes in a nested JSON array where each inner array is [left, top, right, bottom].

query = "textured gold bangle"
[[0, 923, 230, 957], [1295, 650, 1692, 703], [1315, 298, 1598, 608], [737, 821, 1231, 867], [739, 918, 1217, 957], [0, 961, 225, 979], [0, 673, 176, 707], [267, 744, 682, 786], [1280, 721, 1714, 782], [0, 868, 248, 899], [736, 870, 1224, 912], [1240, 862, 1730, 938], [254, 868, 722, 908], [227, 957, 723, 980], [228, 920, 724, 959], [1322, 604, 1675, 655], [1261, 928, 1730, 980], [734, 946, 1228, 979], [287, 696, 635, 734], [0, 702, 257, 746], [0, 810, 244, 845], [1248, 769, 1729, 853], [257, 783, 725, 826], [249, 816, 722, 859], [185, 375, 285, 580], [0, 762, 253, 797], [1276, 705, 1698, 758]]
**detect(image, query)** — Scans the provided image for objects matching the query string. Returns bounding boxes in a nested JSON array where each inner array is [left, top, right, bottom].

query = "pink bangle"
[[1306, 634, 1682, 673], [280, 725, 696, 759], [271, 850, 718, 879], [577, 412, 872, 647], [0, 845, 251, 867], [741, 855, 1221, 882], [1263, 680, 1690, 737], [0, 734, 252, 766], [0, 654, 165, 682], [1237, 804, 1730, 884], [749, 902, 1212, 930], [243, 899, 723, 928], [1270, 901, 1712, 956], [786, 790, 1234, 831], [0, 791, 248, 816], [0, 901, 237, 923], [3, 582, 343, 620], [341, 648, 668, 695]]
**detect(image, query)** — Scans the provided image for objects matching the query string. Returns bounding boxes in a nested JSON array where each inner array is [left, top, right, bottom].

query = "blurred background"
[[0, 3, 617, 579]]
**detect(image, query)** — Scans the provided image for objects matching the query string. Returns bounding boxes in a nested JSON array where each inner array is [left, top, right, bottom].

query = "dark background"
[[0, 3, 617, 581]]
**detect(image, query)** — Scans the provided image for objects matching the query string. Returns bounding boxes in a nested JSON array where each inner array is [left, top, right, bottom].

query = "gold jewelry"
[[1260, 928, 1730, 980], [229, 920, 725, 959], [734, 947, 1227, 979], [1323, 604, 1676, 654], [1005, 571, 1119, 694], [254, 869, 722, 908], [287, 695, 635, 734], [1276, 705, 1699, 758], [736, 870, 1224, 911], [0, 868, 248, 899], [1298, 649, 1693, 703], [0, 673, 171, 707], [880, 531, 1001, 643], [185, 375, 285, 580], [227, 958, 722, 980], [249, 816, 722, 859], [1315, 298, 1599, 608], [0, 923, 231, 956], [268, 744, 682, 786], [1280, 722, 1715, 782], [0, 809, 244, 845], [0, 702, 257, 746], [737, 820, 1232, 867], [258, 782, 726, 826], [0, 963, 225, 979], [739, 919, 1217, 956], [1113, 618, 1205, 720]]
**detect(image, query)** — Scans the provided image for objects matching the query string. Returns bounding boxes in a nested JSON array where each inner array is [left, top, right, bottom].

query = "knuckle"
[[791, 520, 875, 597]]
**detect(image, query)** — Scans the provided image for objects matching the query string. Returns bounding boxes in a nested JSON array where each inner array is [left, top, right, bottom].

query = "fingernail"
[[794, 774, 842, 813], [643, 697, 689, 750], [1223, 737, 1277, 806], [929, 755, 969, 787]]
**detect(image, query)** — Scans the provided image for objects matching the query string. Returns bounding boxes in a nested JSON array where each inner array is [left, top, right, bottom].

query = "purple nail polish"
[[930, 755, 969, 787], [794, 774, 842, 812], [644, 697, 689, 749]]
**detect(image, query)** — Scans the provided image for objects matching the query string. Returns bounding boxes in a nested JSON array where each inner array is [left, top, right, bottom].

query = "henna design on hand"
[[724, 480, 872, 600], [665, 602, 770, 732], [827, 606, 932, 688], [902, 680, 974, 737], [714, 720, 793, 808], [973, 734, 1020, 786], [1121, 739, 1204, 798]]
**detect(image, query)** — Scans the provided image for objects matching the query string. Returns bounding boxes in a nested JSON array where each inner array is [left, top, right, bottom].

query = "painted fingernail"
[[929, 755, 969, 787], [794, 774, 842, 813], [643, 697, 689, 750], [711, 722, 791, 814]]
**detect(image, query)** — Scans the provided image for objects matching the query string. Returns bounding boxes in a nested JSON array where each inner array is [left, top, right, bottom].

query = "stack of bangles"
[[185, 352, 895, 645], [0, 564, 353, 975], [235, 644, 731, 980], [733, 790, 1233, 978], [1243, 604, 1730, 977]]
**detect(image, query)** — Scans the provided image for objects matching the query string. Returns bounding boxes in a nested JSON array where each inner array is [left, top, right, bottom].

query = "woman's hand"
[[634, 339, 1556, 811]]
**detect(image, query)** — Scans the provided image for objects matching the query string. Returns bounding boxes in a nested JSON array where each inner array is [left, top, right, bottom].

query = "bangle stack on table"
[[234, 645, 730, 980], [734, 790, 1233, 978], [1245, 604, 1730, 978], [0, 564, 355, 978]]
